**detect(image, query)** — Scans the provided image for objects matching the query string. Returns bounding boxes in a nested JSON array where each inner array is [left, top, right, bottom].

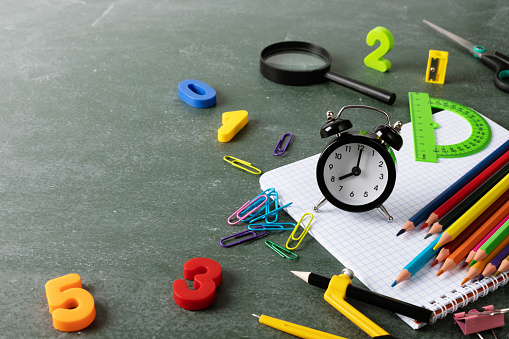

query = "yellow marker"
[[218, 110, 248, 142], [425, 50, 449, 84], [253, 314, 347, 339], [324, 274, 392, 338]]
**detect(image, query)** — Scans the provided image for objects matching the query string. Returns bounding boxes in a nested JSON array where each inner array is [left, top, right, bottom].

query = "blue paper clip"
[[220, 229, 267, 248], [248, 222, 296, 231], [249, 202, 292, 224], [286, 213, 313, 250], [264, 192, 279, 223], [265, 240, 298, 259], [273, 133, 293, 156], [237, 195, 268, 219]]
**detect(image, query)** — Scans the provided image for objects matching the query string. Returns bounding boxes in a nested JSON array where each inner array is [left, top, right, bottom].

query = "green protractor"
[[409, 92, 492, 163]]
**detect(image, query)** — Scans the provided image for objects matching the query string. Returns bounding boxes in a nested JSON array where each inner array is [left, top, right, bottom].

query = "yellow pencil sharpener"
[[425, 50, 449, 84]]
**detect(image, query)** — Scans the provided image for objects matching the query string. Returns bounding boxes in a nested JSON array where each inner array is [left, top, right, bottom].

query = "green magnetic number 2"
[[364, 26, 394, 73]]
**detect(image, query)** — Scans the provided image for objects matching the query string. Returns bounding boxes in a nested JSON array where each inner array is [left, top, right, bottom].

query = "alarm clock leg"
[[313, 197, 328, 211], [378, 205, 393, 221]]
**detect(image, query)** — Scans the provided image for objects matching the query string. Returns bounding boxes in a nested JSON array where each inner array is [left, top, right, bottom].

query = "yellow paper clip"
[[223, 156, 262, 175], [286, 213, 313, 250]]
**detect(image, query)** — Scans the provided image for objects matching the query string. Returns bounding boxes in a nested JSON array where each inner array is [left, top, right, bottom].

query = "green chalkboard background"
[[1, 0, 508, 337]]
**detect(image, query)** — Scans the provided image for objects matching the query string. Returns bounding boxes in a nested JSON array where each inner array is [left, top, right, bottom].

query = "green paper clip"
[[265, 240, 298, 260]]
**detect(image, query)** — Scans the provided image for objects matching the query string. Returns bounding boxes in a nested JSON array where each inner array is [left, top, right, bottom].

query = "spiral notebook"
[[260, 110, 509, 329]]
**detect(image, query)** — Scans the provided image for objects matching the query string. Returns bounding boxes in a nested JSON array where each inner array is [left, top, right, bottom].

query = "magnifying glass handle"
[[325, 71, 396, 105]]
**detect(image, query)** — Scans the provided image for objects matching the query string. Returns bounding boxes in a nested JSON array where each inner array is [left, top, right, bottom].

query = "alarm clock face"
[[316, 133, 397, 212]]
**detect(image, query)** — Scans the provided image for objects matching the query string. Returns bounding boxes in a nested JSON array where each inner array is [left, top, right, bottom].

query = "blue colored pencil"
[[397, 139, 509, 236], [392, 238, 441, 287]]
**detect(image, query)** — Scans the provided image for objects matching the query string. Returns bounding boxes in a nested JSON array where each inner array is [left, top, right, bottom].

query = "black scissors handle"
[[481, 52, 509, 93]]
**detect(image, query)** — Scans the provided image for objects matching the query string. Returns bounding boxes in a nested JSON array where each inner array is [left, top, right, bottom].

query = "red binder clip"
[[453, 305, 505, 335]]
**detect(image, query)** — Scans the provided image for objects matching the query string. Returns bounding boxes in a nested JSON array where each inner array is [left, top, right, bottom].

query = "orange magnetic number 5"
[[173, 257, 223, 310], [45, 273, 96, 332]]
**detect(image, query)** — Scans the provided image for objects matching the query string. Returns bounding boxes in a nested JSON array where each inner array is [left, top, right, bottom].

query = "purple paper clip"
[[453, 305, 505, 335], [273, 133, 293, 156], [220, 229, 268, 248]]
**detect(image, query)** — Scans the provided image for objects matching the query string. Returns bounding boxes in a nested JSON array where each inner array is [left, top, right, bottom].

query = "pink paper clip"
[[453, 305, 505, 335], [227, 195, 268, 225]]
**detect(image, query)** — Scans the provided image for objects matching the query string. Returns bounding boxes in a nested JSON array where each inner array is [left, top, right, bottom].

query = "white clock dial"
[[322, 142, 389, 206]]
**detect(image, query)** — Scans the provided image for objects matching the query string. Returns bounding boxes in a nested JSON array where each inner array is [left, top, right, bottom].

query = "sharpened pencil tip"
[[396, 229, 405, 236], [252, 314, 260, 319], [433, 243, 441, 251], [431, 260, 438, 267], [460, 262, 468, 269], [420, 223, 428, 230], [437, 270, 444, 277], [290, 271, 309, 283], [391, 280, 397, 287], [469, 260, 476, 267], [495, 271, 501, 277], [461, 278, 469, 285], [424, 233, 432, 239]]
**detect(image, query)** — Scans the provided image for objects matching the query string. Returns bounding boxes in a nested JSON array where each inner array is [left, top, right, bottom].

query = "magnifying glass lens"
[[263, 50, 329, 71]]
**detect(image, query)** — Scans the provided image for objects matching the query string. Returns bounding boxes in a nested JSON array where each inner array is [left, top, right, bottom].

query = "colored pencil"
[[480, 243, 509, 279], [396, 139, 509, 236], [471, 215, 509, 265], [434, 172, 509, 250], [425, 161, 509, 238], [495, 255, 509, 277], [393, 237, 440, 286], [437, 190, 509, 275], [461, 234, 509, 285], [432, 214, 483, 266], [464, 212, 509, 265], [423, 149, 509, 228]]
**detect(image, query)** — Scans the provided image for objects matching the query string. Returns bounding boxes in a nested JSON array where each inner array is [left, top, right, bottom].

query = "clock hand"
[[338, 150, 364, 180], [356, 149, 363, 168], [338, 172, 354, 180]]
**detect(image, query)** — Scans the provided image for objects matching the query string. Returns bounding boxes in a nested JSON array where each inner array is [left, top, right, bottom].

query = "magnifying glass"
[[260, 41, 396, 105]]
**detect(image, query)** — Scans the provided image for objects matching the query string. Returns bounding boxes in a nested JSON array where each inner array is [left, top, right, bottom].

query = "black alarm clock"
[[314, 105, 403, 220]]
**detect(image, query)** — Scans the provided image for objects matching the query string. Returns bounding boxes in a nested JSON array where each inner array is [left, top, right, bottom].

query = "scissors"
[[423, 19, 509, 93]]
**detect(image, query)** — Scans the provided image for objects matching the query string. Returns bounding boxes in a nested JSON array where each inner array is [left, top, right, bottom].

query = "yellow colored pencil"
[[434, 173, 509, 250]]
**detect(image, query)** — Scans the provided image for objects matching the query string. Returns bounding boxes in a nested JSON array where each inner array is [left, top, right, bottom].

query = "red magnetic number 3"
[[172, 257, 223, 310]]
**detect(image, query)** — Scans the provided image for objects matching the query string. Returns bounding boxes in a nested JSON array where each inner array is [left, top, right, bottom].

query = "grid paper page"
[[260, 111, 509, 329]]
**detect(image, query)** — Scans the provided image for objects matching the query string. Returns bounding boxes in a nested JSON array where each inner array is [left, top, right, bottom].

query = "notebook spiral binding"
[[426, 272, 509, 323]]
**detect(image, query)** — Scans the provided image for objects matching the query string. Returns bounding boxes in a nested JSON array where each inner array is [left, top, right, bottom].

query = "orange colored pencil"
[[437, 191, 509, 276], [461, 234, 509, 285], [465, 213, 509, 265], [423, 150, 509, 228]]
